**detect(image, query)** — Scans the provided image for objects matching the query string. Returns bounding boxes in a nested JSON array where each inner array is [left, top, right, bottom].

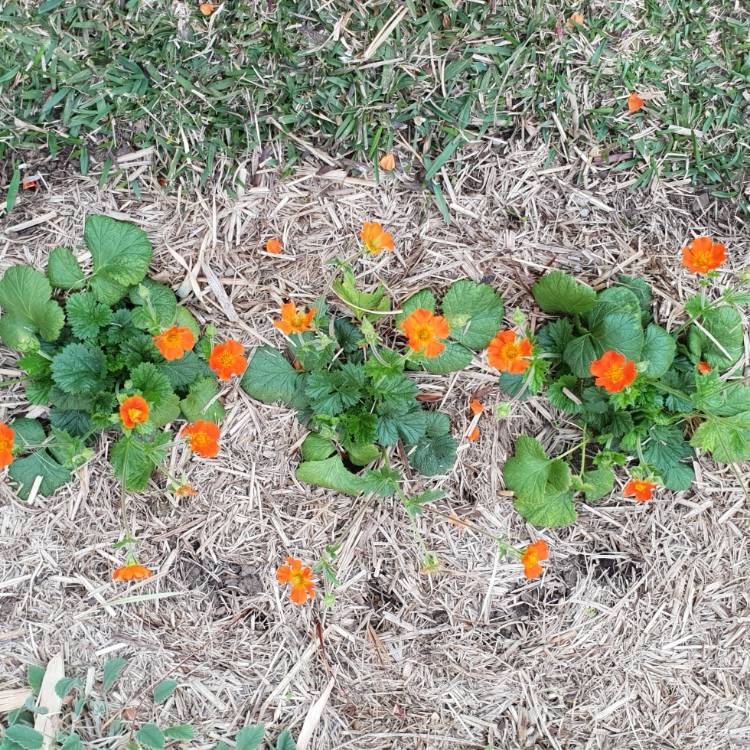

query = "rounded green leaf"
[[532, 271, 596, 314], [48, 247, 85, 290], [442, 279, 504, 349], [153, 678, 178, 705], [418, 341, 473, 374], [5, 725, 44, 750], [51, 343, 108, 394], [135, 724, 165, 750], [85, 214, 152, 287], [394, 289, 436, 327], [641, 324, 676, 377]]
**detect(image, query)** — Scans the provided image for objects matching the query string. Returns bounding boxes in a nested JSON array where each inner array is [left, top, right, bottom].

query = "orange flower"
[[623, 479, 657, 502], [113, 563, 153, 582], [209, 339, 247, 380], [469, 399, 484, 415], [697, 360, 712, 375], [153, 326, 195, 361], [22, 178, 39, 190], [0, 423, 15, 468], [487, 330, 532, 373], [627, 92, 645, 113], [174, 483, 198, 497], [181, 420, 220, 458], [199, 2, 215, 15], [274, 303, 316, 336], [400, 308, 450, 358], [467, 426, 480, 442], [266, 238, 283, 254], [521, 540, 548, 579], [567, 12, 585, 27], [379, 153, 396, 171], [590, 351, 636, 392], [360, 221, 395, 255], [119, 396, 150, 429], [681, 236, 726, 274], [277, 556, 315, 605]]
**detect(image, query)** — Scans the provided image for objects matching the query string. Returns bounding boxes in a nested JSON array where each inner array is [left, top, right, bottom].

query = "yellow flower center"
[[291, 313, 305, 328], [219, 350, 235, 366], [634, 481, 648, 492], [192, 432, 209, 448], [0, 436, 10, 452], [128, 407, 144, 423], [415, 325, 434, 343], [164, 331, 181, 345], [289, 570, 306, 587], [605, 364, 624, 382], [502, 343, 520, 360]]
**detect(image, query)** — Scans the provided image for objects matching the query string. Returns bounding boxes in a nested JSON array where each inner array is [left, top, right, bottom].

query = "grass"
[[1, 0, 748, 212]]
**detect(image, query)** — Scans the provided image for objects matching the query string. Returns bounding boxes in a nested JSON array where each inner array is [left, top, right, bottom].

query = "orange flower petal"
[[274, 302, 316, 335], [153, 326, 196, 361], [0, 423, 15, 469], [113, 563, 153, 581], [119, 396, 150, 430], [469, 399, 484, 415], [400, 308, 450, 358], [627, 92, 645, 113], [681, 236, 726, 274], [266, 238, 283, 254], [487, 330, 532, 373], [360, 221, 395, 255], [379, 153, 396, 171], [590, 350, 637, 392], [181, 420, 220, 457], [209, 339, 247, 380], [467, 426, 480, 442]]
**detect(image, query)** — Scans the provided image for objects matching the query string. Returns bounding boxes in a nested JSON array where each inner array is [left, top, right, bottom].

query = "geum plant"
[[498, 236, 750, 528], [241, 227, 505, 500], [0, 215, 248, 576]]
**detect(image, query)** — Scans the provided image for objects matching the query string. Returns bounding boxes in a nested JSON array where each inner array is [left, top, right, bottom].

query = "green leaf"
[[276, 730, 296, 750], [585, 286, 642, 326], [360, 466, 400, 497], [418, 341, 473, 374], [48, 247, 85, 289], [641, 425, 695, 490], [394, 289, 436, 326], [688, 305, 744, 368], [18, 351, 52, 378], [514, 488, 577, 528], [163, 725, 193, 740], [51, 343, 108, 394], [579, 468, 614, 502], [693, 380, 750, 417], [54, 678, 81, 698], [402, 488, 445, 517], [85, 214, 152, 304], [153, 679, 178, 705], [536, 318, 574, 358], [66, 292, 113, 340], [6, 165, 20, 213], [49, 428, 92, 469], [49, 409, 92, 438], [235, 725, 265, 750], [158, 351, 209, 388], [4, 726, 43, 750], [641, 324, 675, 378], [11, 418, 46, 450], [562, 334, 598, 378], [241, 346, 300, 404], [503, 436, 571, 504], [341, 413, 378, 449], [0, 265, 65, 351], [691, 412, 750, 464], [408, 412, 457, 476], [129, 281, 178, 332], [9, 450, 71, 499], [373, 374, 417, 416], [618, 275, 652, 325], [27, 664, 45, 695], [301, 434, 336, 461], [180, 378, 225, 422], [102, 658, 128, 692], [130, 362, 173, 405], [532, 271, 596, 314], [59, 734, 82, 750], [547, 375, 583, 414], [332, 266, 390, 319], [135, 724, 164, 750], [296, 455, 366, 496], [442, 279, 504, 349], [111, 433, 168, 491]]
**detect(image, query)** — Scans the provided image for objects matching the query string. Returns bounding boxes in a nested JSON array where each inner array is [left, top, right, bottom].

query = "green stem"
[[0, 376, 27, 388]]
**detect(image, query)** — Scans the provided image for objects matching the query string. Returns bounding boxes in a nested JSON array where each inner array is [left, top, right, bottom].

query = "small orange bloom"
[[199, 2, 215, 15], [623, 479, 657, 502], [379, 153, 396, 171], [681, 236, 726, 275], [467, 426, 480, 442], [567, 12, 585, 27], [521, 540, 548, 579], [277, 556, 315, 605], [153, 326, 195, 361], [266, 238, 283, 254], [360, 221, 395, 255], [174, 483, 198, 497], [697, 360, 712, 375], [119, 396, 150, 429], [0, 423, 15, 468], [181, 420, 220, 458], [627, 92, 645, 113], [400, 308, 450, 358], [487, 330, 532, 374], [209, 339, 248, 381], [274, 302, 316, 336], [22, 178, 39, 190], [113, 563, 153, 582], [590, 351, 637, 392], [469, 399, 484, 415]]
